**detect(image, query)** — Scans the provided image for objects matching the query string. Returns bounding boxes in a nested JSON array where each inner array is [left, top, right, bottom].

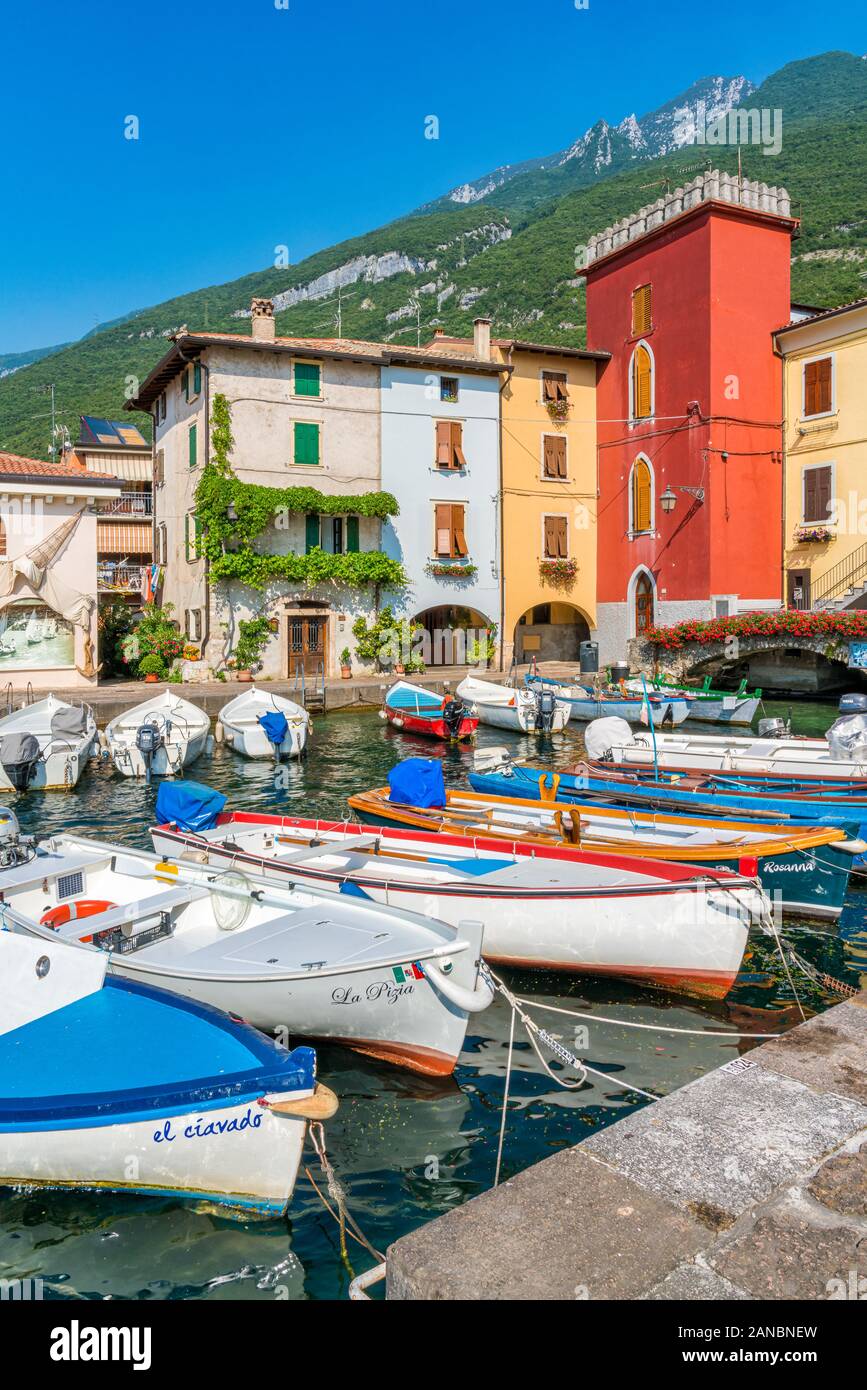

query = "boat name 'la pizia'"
[[332, 979, 417, 1006], [152, 1108, 264, 1143]]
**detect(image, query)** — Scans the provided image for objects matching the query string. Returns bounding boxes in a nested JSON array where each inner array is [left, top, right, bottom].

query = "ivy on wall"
[[194, 393, 405, 590]]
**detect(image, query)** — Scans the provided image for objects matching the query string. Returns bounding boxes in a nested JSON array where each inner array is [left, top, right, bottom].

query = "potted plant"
[[232, 617, 272, 682], [138, 654, 165, 684], [340, 647, 352, 679]]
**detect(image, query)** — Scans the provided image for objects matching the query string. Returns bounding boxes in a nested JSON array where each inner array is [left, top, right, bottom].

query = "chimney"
[[432, 328, 446, 339], [473, 316, 492, 361], [250, 297, 276, 341]]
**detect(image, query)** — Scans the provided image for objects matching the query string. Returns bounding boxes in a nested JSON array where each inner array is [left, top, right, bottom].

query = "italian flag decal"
[[392, 962, 425, 983]]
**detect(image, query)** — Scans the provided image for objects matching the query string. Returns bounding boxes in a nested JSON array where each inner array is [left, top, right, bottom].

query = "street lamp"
[[660, 485, 705, 514]]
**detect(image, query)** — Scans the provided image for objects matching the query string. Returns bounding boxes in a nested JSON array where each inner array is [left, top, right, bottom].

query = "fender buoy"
[[40, 899, 116, 945]]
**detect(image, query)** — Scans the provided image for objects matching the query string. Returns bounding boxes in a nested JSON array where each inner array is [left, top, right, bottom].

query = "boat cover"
[[0, 732, 41, 790], [388, 758, 446, 808], [258, 711, 289, 745], [50, 705, 89, 737], [155, 780, 227, 833]]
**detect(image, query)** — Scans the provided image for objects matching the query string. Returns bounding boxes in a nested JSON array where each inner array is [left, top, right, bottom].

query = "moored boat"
[[455, 674, 571, 734], [0, 693, 96, 792], [150, 797, 769, 1002], [623, 675, 762, 726], [347, 776, 863, 920], [218, 685, 310, 759], [0, 928, 329, 1217], [584, 717, 867, 779], [525, 673, 689, 726], [3, 806, 492, 1077], [105, 691, 210, 779], [383, 679, 477, 741]]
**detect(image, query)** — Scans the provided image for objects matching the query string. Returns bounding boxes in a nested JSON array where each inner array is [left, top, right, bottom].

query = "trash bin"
[[579, 640, 599, 674], [608, 659, 630, 684]]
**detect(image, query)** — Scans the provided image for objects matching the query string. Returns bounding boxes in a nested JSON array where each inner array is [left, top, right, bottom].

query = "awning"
[[98, 520, 152, 553]]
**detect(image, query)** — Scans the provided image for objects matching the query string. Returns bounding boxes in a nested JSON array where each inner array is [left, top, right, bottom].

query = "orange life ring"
[[40, 899, 116, 945]]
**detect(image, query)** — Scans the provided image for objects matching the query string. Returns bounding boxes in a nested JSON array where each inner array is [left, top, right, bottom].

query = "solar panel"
[[79, 416, 147, 449]]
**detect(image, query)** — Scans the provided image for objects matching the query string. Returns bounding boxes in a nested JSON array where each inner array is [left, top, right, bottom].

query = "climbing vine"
[[194, 393, 404, 588]]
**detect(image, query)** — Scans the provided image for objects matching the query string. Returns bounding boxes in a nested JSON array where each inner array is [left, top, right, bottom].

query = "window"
[[293, 421, 320, 466], [434, 503, 468, 558], [803, 464, 832, 523], [543, 515, 568, 560], [435, 421, 467, 470], [154, 449, 165, 486], [156, 523, 167, 564], [631, 457, 653, 533], [803, 356, 833, 418], [440, 376, 459, 403], [305, 513, 320, 553], [185, 608, 203, 641], [294, 362, 321, 397], [181, 369, 189, 401], [184, 513, 202, 563], [193, 361, 202, 396], [156, 392, 166, 425], [631, 343, 653, 420], [188, 422, 198, 468], [0, 519, 5, 557], [542, 434, 567, 480], [632, 285, 652, 336], [542, 371, 568, 405]]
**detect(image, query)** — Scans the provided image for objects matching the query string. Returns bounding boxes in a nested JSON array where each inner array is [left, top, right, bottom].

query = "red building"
[[581, 170, 798, 662]]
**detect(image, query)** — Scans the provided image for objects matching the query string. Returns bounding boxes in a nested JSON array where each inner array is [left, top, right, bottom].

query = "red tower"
[[581, 171, 798, 662]]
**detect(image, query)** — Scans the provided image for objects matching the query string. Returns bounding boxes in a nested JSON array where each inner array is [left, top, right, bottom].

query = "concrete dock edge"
[[385, 991, 867, 1300]]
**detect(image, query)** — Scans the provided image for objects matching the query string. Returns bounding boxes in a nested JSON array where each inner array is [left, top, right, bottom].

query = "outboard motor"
[[757, 715, 791, 739], [534, 687, 557, 734], [0, 732, 41, 792], [839, 692, 867, 716], [136, 718, 166, 785], [442, 699, 465, 738], [0, 806, 36, 866]]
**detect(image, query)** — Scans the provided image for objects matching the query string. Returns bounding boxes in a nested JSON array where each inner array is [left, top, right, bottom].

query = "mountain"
[[0, 341, 71, 380], [2, 50, 867, 461], [422, 74, 755, 213]]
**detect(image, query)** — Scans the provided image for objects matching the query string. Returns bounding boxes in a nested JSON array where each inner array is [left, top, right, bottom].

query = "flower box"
[[540, 558, 578, 582], [426, 561, 478, 579], [795, 526, 832, 544]]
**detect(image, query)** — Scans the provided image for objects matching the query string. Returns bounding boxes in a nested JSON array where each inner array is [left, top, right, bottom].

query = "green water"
[[1, 699, 864, 1301]]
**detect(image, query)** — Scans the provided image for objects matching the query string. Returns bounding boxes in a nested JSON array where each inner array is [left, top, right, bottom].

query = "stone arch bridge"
[[628, 630, 857, 695]]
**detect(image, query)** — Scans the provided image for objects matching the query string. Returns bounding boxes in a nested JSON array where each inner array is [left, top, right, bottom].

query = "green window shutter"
[[184, 513, 189, 559], [305, 513, 320, 553], [295, 362, 321, 397], [294, 421, 320, 465], [185, 514, 199, 562], [346, 515, 359, 552], [188, 422, 197, 468], [193, 361, 201, 395], [183, 368, 190, 402]]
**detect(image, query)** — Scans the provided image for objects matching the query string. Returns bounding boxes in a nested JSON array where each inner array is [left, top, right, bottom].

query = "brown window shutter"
[[632, 285, 652, 336], [452, 505, 467, 557], [814, 466, 832, 521], [435, 502, 452, 555], [543, 437, 555, 478], [436, 421, 452, 467], [803, 468, 819, 521], [804, 361, 818, 416], [542, 374, 556, 403], [555, 516, 567, 557], [451, 422, 467, 469], [554, 436, 567, 478], [544, 516, 557, 559], [555, 375, 567, 402], [634, 347, 652, 418], [816, 358, 832, 414]]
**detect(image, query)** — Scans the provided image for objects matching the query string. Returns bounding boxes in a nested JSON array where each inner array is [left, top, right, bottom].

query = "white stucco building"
[[0, 451, 122, 690]]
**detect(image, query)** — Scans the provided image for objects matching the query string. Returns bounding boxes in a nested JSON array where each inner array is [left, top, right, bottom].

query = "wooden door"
[[634, 573, 654, 636], [288, 614, 327, 675], [787, 570, 811, 611]]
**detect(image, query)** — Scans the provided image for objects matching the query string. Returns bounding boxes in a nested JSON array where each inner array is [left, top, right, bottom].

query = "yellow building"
[[426, 326, 605, 666], [776, 298, 867, 611]]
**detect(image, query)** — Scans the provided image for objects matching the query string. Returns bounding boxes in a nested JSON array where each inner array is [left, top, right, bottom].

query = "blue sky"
[[0, 0, 862, 352]]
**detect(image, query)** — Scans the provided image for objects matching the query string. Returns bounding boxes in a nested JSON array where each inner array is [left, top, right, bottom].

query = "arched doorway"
[[514, 602, 590, 664], [634, 573, 654, 636], [412, 606, 495, 667]]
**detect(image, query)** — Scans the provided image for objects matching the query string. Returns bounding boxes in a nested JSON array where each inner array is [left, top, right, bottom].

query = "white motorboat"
[[3, 824, 492, 1077], [0, 693, 96, 792], [455, 674, 571, 734], [150, 807, 768, 999], [218, 685, 310, 759], [622, 679, 761, 726], [105, 691, 210, 779], [585, 717, 867, 780], [0, 926, 328, 1217]]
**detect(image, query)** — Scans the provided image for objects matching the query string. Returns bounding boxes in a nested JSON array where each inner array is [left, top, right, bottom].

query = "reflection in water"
[[0, 698, 863, 1299]]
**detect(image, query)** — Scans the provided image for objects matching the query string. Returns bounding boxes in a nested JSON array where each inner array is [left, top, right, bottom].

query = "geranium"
[[645, 609, 867, 651]]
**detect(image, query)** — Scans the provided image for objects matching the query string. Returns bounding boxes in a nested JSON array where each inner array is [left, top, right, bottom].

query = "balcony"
[[98, 563, 146, 594], [107, 491, 153, 516]]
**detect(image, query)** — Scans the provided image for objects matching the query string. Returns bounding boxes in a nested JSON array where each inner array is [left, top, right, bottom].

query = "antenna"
[[33, 383, 57, 458], [312, 284, 358, 337]]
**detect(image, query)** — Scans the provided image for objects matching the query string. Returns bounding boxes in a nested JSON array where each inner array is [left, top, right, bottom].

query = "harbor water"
[[1, 698, 864, 1300]]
